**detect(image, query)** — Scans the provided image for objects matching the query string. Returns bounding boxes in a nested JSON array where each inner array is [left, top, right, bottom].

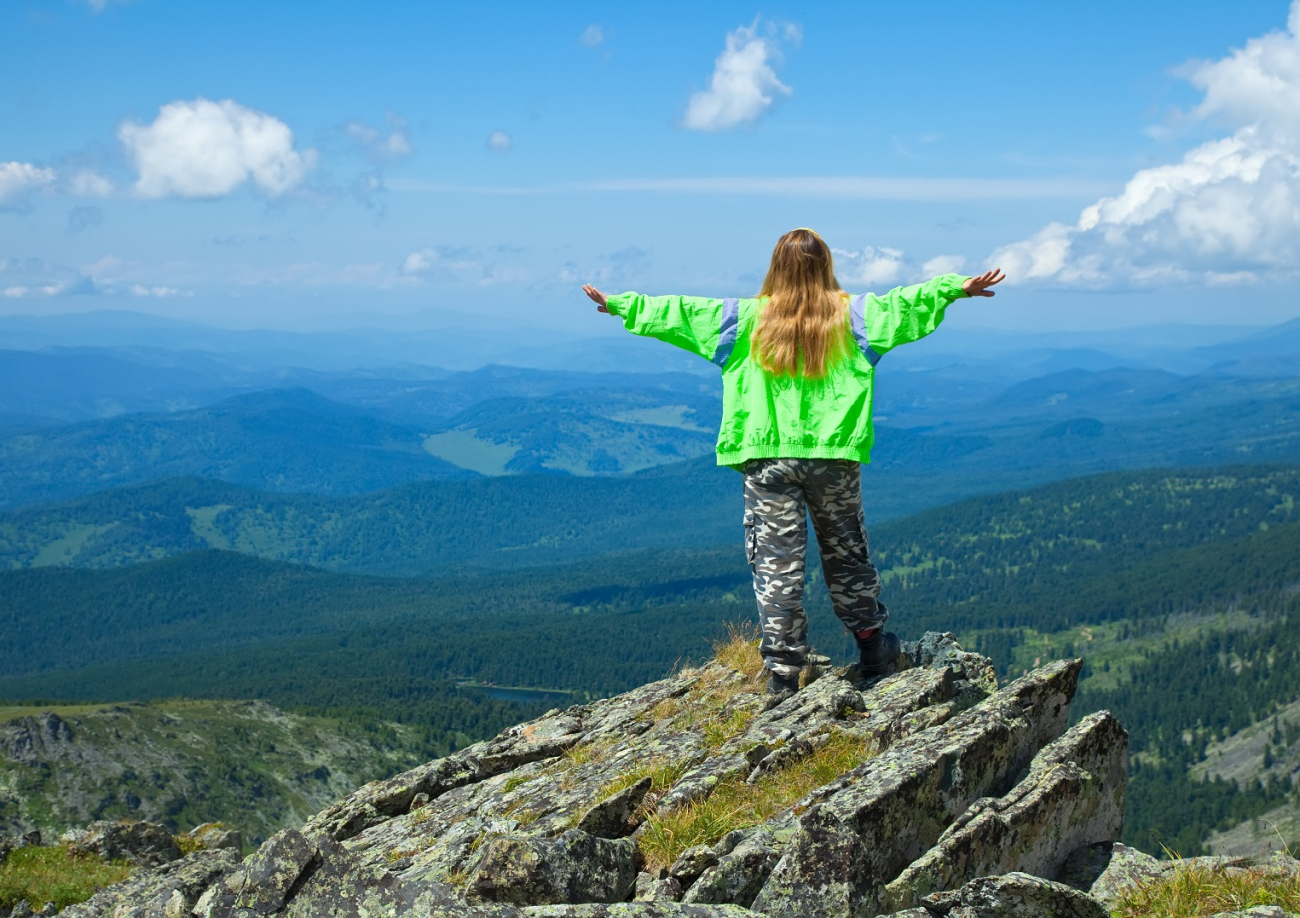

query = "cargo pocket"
[[743, 506, 757, 572]]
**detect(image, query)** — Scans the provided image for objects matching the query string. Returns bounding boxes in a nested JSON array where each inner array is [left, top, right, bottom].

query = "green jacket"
[[605, 274, 970, 467]]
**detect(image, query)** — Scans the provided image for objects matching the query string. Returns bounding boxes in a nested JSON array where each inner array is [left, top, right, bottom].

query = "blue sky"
[[2, 0, 1299, 334]]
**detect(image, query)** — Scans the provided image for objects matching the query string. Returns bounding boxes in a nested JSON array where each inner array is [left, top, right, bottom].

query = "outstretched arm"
[[581, 283, 728, 361]]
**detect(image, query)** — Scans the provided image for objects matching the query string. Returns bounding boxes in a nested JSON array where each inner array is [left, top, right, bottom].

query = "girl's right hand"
[[582, 284, 610, 313]]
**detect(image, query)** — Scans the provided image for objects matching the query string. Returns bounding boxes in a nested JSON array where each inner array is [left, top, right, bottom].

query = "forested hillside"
[[4, 464, 1300, 854]]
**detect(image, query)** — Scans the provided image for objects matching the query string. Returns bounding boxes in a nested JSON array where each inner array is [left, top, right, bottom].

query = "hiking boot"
[[856, 630, 901, 676], [766, 671, 800, 697]]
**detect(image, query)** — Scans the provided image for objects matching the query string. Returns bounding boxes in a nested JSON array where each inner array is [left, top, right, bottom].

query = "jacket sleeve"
[[604, 292, 726, 362], [863, 274, 969, 354]]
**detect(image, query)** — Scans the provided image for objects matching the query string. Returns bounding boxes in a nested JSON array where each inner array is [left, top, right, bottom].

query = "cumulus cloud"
[[579, 25, 604, 47], [831, 247, 970, 288], [0, 162, 56, 207], [993, 2, 1300, 286], [119, 98, 314, 199], [833, 246, 909, 286], [487, 130, 512, 153], [683, 20, 795, 132]]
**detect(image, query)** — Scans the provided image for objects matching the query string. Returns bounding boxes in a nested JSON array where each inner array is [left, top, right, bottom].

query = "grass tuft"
[[636, 731, 872, 871], [0, 846, 133, 910], [712, 622, 765, 680], [1115, 858, 1300, 917]]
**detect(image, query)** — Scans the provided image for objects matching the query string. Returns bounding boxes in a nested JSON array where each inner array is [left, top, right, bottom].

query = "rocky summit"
[[56, 633, 1144, 917]]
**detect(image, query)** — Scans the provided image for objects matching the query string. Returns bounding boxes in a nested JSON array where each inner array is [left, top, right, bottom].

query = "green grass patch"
[[1114, 859, 1300, 917], [0, 846, 133, 910], [636, 731, 873, 871]]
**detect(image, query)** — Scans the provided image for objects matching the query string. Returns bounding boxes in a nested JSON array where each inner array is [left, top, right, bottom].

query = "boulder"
[[523, 907, 763, 917], [59, 848, 240, 918], [193, 828, 318, 915], [68, 819, 182, 867], [1057, 841, 1164, 911], [577, 776, 653, 838], [465, 830, 638, 906], [183, 822, 243, 852], [750, 660, 1081, 918], [884, 710, 1127, 908], [922, 871, 1109, 918]]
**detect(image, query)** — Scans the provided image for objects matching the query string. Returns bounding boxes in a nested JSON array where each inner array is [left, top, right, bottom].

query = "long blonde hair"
[[751, 228, 849, 378]]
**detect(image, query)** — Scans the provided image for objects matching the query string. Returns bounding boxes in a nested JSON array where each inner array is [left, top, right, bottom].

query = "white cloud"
[[130, 284, 191, 297], [344, 115, 413, 162], [402, 245, 528, 285], [683, 20, 793, 132], [833, 246, 908, 286], [487, 131, 512, 153], [579, 25, 604, 47], [68, 170, 114, 197], [921, 254, 968, 276], [0, 162, 56, 205], [119, 98, 314, 199], [993, 1, 1300, 287]]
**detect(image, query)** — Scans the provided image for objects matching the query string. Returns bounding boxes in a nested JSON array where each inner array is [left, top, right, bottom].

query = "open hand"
[[962, 268, 1006, 297], [582, 284, 610, 313]]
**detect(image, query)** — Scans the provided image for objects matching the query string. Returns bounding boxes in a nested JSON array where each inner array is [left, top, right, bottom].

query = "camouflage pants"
[[743, 458, 888, 677]]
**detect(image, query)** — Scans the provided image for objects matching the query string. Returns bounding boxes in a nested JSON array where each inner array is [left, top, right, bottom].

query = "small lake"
[[471, 686, 574, 705]]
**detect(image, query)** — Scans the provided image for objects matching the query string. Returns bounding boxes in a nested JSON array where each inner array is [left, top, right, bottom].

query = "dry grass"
[[598, 758, 692, 806], [0, 846, 133, 910], [1115, 859, 1300, 917], [712, 622, 765, 679], [636, 731, 873, 871]]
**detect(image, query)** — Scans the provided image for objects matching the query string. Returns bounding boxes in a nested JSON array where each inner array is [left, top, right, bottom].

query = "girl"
[[583, 229, 1004, 696]]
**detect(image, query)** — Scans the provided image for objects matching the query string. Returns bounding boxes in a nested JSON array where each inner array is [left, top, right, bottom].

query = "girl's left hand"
[[962, 268, 1006, 297], [582, 284, 610, 313]]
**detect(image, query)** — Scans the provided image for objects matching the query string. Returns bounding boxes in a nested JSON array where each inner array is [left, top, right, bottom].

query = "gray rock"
[[681, 820, 793, 908], [751, 660, 1081, 918], [183, 822, 243, 852], [194, 828, 318, 915], [634, 872, 684, 902], [669, 845, 720, 885], [923, 871, 1109, 918], [577, 776, 653, 838], [68, 819, 183, 867], [885, 710, 1127, 908], [466, 830, 638, 906], [1065, 841, 1164, 910], [9, 902, 33, 918], [1206, 908, 1290, 918], [59, 848, 240, 918], [280, 833, 460, 917], [523, 906, 763, 917]]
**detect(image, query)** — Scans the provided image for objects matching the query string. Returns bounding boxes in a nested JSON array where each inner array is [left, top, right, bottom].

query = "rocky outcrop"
[[59, 848, 240, 917], [67, 818, 183, 866], [53, 633, 1140, 917]]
